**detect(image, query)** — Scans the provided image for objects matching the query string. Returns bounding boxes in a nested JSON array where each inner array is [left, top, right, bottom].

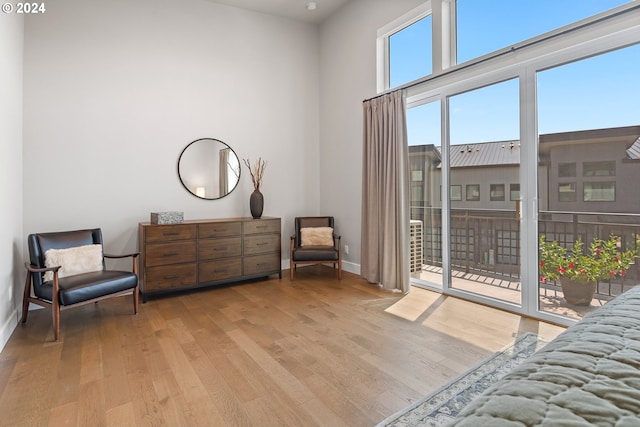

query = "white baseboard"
[[281, 259, 361, 276], [0, 307, 19, 354], [342, 260, 361, 275]]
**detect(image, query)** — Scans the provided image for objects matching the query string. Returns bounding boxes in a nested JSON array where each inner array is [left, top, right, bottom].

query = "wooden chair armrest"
[[104, 252, 139, 274], [25, 263, 60, 274], [104, 252, 139, 259]]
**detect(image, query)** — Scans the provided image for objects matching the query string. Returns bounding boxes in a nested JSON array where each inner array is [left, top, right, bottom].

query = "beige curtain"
[[361, 90, 410, 293]]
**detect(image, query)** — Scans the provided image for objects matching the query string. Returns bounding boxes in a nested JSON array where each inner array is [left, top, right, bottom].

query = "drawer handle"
[[163, 252, 178, 257], [214, 269, 227, 273], [257, 242, 268, 246], [256, 225, 268, 229], [164, 275, 179, 279], [214, 247, 227, 251], [163, 232, 180, 236]]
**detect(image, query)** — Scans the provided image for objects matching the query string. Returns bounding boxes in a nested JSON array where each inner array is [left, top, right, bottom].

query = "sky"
[[393, 0, 639, 146]]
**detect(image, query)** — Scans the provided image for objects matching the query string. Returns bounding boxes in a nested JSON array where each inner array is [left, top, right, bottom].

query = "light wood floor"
[[0, 266, 565, 427]]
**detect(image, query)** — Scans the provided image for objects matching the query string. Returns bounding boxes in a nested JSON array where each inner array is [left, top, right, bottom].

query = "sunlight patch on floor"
[[385, 286, 566, 351], [384, 286, 442, 321]]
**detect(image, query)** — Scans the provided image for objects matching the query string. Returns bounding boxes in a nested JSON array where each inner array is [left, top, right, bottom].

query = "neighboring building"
[[409, 126, 640, 276], [539, 125, 640, 214], [409, 125, 640, 214]]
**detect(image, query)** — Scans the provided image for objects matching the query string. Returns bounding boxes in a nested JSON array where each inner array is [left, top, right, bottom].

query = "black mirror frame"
[[177, 138, 241, 200]]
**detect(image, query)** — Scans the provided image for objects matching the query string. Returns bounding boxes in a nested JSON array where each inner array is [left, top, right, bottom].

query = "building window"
[[510, 184, 520, 201], [466, 184, 480, 201], [490, 184, 505, 201], [450, 185, 462, 201], [558, 183, 577, 202], [584, 182, 615, 201], [558, 163, 576, 178], [411, 186, 423, 203], [583, 161, 615, 177]]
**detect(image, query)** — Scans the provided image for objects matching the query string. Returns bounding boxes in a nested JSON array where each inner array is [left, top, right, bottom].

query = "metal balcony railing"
[[410, 206, 640, 298]]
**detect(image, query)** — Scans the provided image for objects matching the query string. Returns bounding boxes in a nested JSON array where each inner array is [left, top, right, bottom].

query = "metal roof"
[[449, 140, 521, 168], [626, 137, 640, 159]]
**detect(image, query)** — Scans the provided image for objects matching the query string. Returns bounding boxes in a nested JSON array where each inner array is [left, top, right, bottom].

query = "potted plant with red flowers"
[[539, 234, 639, 305]]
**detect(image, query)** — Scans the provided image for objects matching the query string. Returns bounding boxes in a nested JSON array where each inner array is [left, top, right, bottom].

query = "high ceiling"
[[204, 0, 350, 24]]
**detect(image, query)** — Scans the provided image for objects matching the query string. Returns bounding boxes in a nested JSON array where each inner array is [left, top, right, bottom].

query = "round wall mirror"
[[177, 138, 241, 200]]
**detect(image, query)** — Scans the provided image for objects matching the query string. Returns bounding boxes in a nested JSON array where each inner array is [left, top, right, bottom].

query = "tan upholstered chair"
[[290, 216, 342, 280], [22, 228, 139, 341]]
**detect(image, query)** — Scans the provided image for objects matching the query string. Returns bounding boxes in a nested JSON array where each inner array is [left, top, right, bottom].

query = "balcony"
[[411, 207, 640, 319]]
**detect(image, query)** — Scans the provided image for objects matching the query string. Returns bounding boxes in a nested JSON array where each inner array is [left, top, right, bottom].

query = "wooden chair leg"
[[133, 286, 139, 314], [53, 303, 61, 341], [290, 262, 295, 280], [338, 259, 342, 279], [21, 271, 32, 324]]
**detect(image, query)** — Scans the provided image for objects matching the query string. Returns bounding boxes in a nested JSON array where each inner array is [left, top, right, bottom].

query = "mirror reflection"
[[178, 138, 241, 200]]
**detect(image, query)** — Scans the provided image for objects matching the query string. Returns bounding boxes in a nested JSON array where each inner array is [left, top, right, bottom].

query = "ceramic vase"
[[250, 189, 264, 219]]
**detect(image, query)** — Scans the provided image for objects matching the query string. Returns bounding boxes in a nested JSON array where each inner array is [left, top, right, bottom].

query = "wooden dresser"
[[138, 217, 281, 299]]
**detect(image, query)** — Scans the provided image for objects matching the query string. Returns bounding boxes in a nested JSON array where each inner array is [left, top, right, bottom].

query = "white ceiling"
[[204, 0, 350, 24]]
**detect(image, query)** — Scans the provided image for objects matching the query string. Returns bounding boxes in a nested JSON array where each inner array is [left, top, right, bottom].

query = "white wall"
[[5, 0, 426, 347], [0, 12, 24, 352], [318, 0, 424, 272], [23, 0, 321, 259]]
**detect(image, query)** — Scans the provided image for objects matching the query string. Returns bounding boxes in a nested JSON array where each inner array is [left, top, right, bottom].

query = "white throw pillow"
[[43, 244, 104, 282], [300, 227, 334, 247]]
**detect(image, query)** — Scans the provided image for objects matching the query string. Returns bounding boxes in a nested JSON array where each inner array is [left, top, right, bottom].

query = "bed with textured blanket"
[[451, 285, 640, 426]]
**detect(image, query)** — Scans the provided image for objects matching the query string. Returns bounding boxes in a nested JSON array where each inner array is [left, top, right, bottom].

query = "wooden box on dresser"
[[138, 217, 281, 300]]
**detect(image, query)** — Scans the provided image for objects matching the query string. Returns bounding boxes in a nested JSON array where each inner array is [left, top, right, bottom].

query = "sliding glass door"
[[447, 79, 521, 305], [536, 44, 640, 321], [407, 100, 443, 289], [399, 2, 640, 324]]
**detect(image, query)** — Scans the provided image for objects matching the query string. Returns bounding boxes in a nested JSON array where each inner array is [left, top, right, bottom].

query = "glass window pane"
[[456, 0, 630, 65], [558, 183, 576, 202], [583, 161, 615, 177], [584, 182, 616, 201], [490, 184, 505, 201], [510, 184, 520, 201], [407, 100, 442, 287], [449, 79, 520, 305], [449, 79, 519, 144], [538, 44, 640, 322], [389, 15, 432, 88], [451, 185, 462, 201], [538, 44, 640, 133], [558, 163, 576, 178], [466, 184, 480, 201]]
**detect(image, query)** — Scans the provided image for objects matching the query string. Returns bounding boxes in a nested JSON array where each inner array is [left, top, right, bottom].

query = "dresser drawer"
[[243, 219, 280, 235], [199, 258, 242, 282], [199, 237, 242, 260], [145, 241, 197, 267], [243, 253, 280, 276], [199, 222, 242, 238], [145, 224, 197, 243], [244, 234, 280, 255], [145, 263, 197, 291]]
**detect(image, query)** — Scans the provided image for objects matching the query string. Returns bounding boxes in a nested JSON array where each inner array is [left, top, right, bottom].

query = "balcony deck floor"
[[413, 265, 608, 320]]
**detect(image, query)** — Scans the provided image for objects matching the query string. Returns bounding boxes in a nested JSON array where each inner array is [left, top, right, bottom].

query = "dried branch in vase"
[[243, 157, 267, 191]]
